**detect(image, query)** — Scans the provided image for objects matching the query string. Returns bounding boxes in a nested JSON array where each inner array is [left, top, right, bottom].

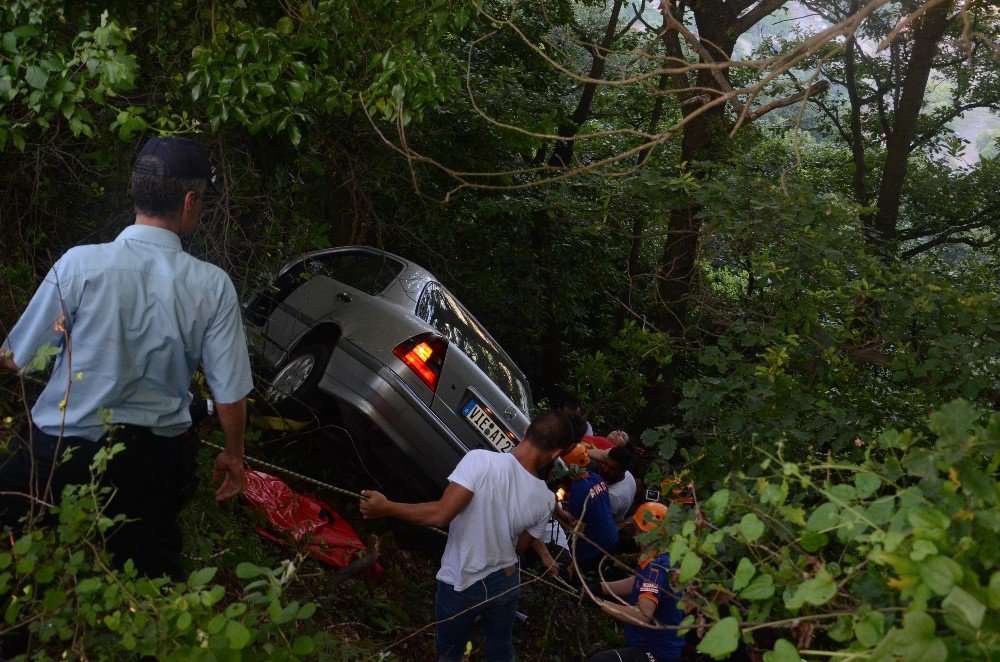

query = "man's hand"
[[212, 450, 245, 501], [0, 350, 18, 373], [359, 482, 473, 528], [543, 555, 561, 578], [359, 490, 390, 519]]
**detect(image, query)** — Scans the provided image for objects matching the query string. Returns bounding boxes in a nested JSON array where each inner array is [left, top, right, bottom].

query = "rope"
[[200, 438, 581, 598]]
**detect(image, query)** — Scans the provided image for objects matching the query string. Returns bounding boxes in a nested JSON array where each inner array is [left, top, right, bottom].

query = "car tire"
[[261, 343, 332, 422]]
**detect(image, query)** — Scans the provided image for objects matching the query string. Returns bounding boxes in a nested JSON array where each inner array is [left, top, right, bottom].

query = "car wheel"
[[261, 343, 332, 421]]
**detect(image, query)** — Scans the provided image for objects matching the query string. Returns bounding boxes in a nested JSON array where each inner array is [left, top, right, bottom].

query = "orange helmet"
[[633, 501, 668, 532], [561, 443, 590, 470]]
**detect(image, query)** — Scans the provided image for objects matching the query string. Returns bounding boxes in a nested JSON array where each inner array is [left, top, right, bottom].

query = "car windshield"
[[416, 283, 531, 412]]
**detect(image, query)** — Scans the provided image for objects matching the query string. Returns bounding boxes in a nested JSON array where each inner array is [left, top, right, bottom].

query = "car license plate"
[[462, 399, 514, 452]]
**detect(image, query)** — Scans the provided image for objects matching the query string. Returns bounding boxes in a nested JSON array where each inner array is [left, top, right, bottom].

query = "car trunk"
[[431, 347, 528, 454]]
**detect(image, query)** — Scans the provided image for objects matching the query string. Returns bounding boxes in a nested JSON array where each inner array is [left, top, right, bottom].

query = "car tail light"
[[393, 333, 448, 392]]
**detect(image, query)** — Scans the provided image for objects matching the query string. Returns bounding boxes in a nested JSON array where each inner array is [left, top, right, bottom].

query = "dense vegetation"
[[1, 0, 998, 659]]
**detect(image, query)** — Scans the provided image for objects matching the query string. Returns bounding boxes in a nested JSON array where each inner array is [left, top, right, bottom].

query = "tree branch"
[[737, 0, 791, 35], [908, 101, 1000, 153]]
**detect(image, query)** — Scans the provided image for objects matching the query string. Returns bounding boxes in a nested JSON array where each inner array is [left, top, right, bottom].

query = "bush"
[[0, 444, 318, 660], [653, 400, 1000, 659]]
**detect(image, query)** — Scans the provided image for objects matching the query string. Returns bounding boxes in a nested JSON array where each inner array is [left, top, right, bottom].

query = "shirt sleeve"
[[201, 276, 254, 403], [635, 560, 671, 605], [526, 492, 557, 540], [3, 262, 74, 371], [447, 451, 485, 493], [567, 479, 587, 518]]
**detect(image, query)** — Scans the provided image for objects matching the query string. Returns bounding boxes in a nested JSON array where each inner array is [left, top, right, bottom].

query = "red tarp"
[[241, 470, 383, 582]]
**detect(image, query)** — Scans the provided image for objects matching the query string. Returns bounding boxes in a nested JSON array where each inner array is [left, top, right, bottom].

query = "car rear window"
[[303, 252, 405, 295], [245, 250, 404, 326], [416, 283, 531, 412]]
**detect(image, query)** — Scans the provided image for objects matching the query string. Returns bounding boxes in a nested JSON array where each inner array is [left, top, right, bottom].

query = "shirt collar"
[[116, 224, 183, 251]]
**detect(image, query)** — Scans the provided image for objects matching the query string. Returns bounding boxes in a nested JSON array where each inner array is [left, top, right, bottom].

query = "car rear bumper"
[[317, 339, 471, 491]]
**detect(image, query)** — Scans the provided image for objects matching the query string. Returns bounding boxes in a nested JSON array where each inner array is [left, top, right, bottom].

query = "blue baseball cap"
[[134, 136, 220, 194]]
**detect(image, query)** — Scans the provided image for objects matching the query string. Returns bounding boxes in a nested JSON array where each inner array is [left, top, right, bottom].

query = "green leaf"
[[928, 399, 978, 443], [785, 569, 836, 610], [908, 508, 950, 541], [855, 609, 884, 647], [740, 573, 774, 600], [696, 617, 739, 659], [296, 602, 317, 620], [941, 586, 985, 629], [225, 620, 252, 649], [236, 562, 264, 579], [733, 558, 755, 591], [806, 502, 840, 531], [987, 572, 1000, 611], [799, 531, 828, 552], [704, 489, 730, 521], [291, 635, 314, 654], [27, 343, 60, 372], [188, 566, 217, 588], [854, 473, 882, 499], [763, 639, 802, 662], [739, 514, 765, 542], [175, 612, 192, 631], [25, 65, 48, 90], [11, 536, 32, 556], [917, 555, 963, 596], [909, 540, 937, 561], [287, 80, 305, 102], [678, 553, 703, 583]]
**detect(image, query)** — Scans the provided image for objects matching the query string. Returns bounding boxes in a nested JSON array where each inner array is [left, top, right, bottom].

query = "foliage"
[[649, 142, 1000, 483], [0, 3, 138, 149], [567, 319, 673, 430], [0, 446, 318, 660], [654, 399, 1000, 659]]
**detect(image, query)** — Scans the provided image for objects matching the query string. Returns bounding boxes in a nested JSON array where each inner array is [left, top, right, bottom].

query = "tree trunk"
[[616, 69, 672, 330], [653, 0, 736, 336], [636, 0, 738, 431], [866, 0, 954, 252], [548, 0, 625, 167], [844, 0, 869, 210]]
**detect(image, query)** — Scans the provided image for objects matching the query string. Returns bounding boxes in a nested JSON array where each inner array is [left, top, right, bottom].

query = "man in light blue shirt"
[[0, 136, 253, 579]]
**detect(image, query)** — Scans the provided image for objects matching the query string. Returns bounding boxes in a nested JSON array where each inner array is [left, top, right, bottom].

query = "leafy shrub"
[[0, 445, 317, 660], [654, 399, 1000, 659]]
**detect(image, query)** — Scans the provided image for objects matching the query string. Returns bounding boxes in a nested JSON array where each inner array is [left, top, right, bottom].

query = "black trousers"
[[0, 424, 199, 581]]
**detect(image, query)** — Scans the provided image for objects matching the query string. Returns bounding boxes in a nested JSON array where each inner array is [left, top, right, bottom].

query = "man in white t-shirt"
[[360, 410, 575, 662], [604, 446, 638, 525]]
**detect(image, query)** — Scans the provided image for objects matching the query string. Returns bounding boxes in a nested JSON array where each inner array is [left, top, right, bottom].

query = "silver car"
[[243, 246, 533, 492]]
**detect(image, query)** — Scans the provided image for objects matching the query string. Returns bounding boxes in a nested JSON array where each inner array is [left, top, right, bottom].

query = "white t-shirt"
[[607, 471, 637, 523], [437, 450, 556, 591]]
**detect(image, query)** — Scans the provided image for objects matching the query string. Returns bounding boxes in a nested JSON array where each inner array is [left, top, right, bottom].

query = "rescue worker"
[[553, 443, 619, 577], [588, 502, 686, 661]]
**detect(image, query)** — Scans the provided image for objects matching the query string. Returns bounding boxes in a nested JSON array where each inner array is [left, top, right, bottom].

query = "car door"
[[252, 249, 404, 364]]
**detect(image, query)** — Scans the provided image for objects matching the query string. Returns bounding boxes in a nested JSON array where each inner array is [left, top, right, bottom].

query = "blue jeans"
[[435, 565, 521, 662]]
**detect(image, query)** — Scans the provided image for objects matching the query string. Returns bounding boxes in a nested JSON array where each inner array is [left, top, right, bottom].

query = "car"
[[243, 246, 533, 493]]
